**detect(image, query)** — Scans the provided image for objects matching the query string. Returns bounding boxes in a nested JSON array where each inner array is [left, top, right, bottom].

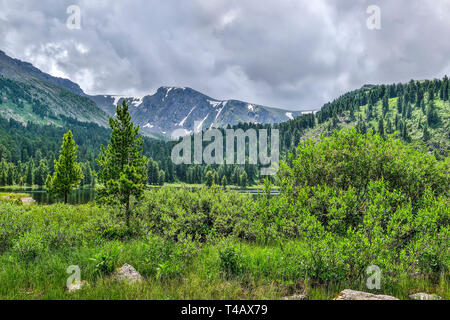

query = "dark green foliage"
[[280, 129, 448, 204], [378, 118, 385, 137], [97, 101, 148, 225], [221, 175, 227, 189], [46, 130, 84, 203], [205, 170, 214, 187], [219, 242, 245, 279], [427, 100, 440, 127], [0, 127, 448, 295]]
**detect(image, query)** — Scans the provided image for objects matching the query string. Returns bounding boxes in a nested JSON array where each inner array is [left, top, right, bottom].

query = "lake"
[[2, 186, 280, 205], [1, 188, 96, 205]]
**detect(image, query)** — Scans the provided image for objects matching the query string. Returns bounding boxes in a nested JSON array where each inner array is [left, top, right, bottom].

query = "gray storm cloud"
[[1, 0, 450, 110]]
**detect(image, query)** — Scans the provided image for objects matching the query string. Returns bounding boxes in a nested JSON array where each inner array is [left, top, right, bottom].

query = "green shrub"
[[14, 232, 46, 263], [279, 128, 449, 203], [218, 241, 245, 279], [90, 249, 119, 276]]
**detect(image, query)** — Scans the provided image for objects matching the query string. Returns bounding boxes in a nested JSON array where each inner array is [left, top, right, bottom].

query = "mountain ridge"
[[0, 50, 309, 139], [91, 86, 307, 138], [0, 50, 85, 96]]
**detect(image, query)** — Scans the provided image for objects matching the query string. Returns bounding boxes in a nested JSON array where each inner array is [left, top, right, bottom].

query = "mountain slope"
[[0, 50, 84, 96], [0, 76, 108, 127], [275, 79, 450, 159], [0, 50, 108, 127], [1, 50, 308, 138], [91, 87, 306, 138]]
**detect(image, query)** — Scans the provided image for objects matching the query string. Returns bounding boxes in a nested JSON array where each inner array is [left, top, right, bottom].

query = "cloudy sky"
[[1, 0, 450, 110]]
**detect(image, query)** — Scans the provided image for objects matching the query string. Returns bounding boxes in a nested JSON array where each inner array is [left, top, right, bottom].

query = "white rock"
[[334, 289, 399, 300], [409, 293, 441, 300], [114, 264, 143, 283], [282, 294, 308, 300], [67, 281, 87, 293]]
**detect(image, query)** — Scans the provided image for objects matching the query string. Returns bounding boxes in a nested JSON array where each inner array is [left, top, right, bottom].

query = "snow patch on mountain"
[[208, 100, 222, 108], [178, 106, 197, 127], [286, 112, 294, 120], [210, 101, 227, 128], [196, 113, 210, 132], [131, 97, 144, 107], [112, 96, 126, 106]]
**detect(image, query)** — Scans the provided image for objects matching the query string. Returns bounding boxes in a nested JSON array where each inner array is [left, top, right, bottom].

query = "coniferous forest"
[[1, 77, 449, 189]]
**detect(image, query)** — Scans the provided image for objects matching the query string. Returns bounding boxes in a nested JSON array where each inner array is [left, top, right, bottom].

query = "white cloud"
[[1, 0, 449, 110]]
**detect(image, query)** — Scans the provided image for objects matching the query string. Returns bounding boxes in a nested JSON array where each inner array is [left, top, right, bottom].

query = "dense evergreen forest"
[[1, 77, 449, 187]]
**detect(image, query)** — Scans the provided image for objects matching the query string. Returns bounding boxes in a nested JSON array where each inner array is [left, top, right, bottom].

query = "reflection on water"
[[2, 187, 280, 205], [1, 188, 96, 205]]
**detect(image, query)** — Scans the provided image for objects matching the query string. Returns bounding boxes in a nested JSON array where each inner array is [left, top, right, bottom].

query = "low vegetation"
[[0, 129, 448, 300]]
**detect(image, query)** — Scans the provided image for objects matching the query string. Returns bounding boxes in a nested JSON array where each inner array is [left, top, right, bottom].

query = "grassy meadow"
[[0, 129, 448, 300]]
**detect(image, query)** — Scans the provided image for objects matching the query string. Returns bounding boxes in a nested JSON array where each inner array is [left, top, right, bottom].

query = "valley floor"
[[0, 188, 448, 300], [1, 130, 448, 300]]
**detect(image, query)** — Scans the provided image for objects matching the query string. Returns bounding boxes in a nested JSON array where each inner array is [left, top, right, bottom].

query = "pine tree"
[[46, 130, 84, 203], [402, 123, 410, 142], [382, 95, 389, 116], [205, 170, 214, 187], [158, 170, 165, 186], [97, 100, 148, 226], [25, 159, 34, 186], [444, 75, 449, 101], [378, 118, 385, 138], [386, 118, 393, 134], [221, 175, 227, 189], [213, 171, 220, 186], [426, 100, 439, 127], [34, 159, 49, 187], [240, 172, 248, 188], [406, 103, 412, 119], [423, 124, 430, 141], [397, 96, 403, 114]]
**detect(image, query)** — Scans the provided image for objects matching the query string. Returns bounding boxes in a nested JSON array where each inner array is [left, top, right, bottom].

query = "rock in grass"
[[282, 294, 308, 300], [409, 293, 441, 300], [67, 281, 88, 293], [334, 289, 399, 300], [21, 197, 36, 204], [114, 264, 143, 283]]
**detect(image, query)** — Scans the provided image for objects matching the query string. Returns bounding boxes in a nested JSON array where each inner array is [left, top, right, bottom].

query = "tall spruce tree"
[[46, 130, 84, 204], [97, 100, 148, 226], [378, 118, 385, 138]]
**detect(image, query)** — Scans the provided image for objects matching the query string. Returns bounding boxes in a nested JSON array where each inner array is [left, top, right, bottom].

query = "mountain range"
[[0, 50, 309, 139]]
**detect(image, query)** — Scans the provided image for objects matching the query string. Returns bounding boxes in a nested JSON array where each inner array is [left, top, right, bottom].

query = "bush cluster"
[[0, 129, 448, 286]]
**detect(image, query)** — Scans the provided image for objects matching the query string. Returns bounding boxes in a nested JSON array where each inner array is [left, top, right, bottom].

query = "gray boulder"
[[113, 264, 143, 283], [409, 293, 441, 300], [67, 281, 88, 293], [334, 289, 399, 300], [282, 294, 308, 300]]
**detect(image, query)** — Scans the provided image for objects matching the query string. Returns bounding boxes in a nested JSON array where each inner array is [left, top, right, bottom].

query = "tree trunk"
[[64, 192, 68, 204]]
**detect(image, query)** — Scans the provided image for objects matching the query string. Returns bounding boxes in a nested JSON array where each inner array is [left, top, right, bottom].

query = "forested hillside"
[[1, 77, 449, 188], [0, 76, 108, 127], [277, 77, 449, 159]]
